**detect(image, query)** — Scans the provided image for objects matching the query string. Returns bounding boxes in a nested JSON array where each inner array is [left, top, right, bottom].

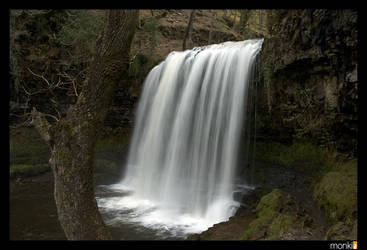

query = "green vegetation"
[[255, 141, 337, 172], [141, 15, 159, 59], [10, 163, 50, 179], [254, 140, 357, 240], [10, 125, 132, 178], [95, 126, 132, 155], [58, 10, 104, 64], [313, 158, 357, 239], [241, 189, 305, 240], [10, 126, 50, 165], [10, 126, 50, 178]]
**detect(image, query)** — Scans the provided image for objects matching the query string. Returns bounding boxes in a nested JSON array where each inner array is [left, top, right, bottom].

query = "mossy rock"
[[313, 159, 357, 224], [241, 189, 305, 240], [325, 222, 352, 240]]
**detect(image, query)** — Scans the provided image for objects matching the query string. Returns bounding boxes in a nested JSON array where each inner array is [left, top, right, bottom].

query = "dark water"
[[9, 172, 185, 240], [9, 162, 326, 240], [9, 173, 66, 240]]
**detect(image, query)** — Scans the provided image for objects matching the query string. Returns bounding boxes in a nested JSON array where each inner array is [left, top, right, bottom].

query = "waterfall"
[[98, 39, 263, 238]]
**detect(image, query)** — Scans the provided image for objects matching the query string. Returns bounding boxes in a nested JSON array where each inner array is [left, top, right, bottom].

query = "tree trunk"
[[183, 10, 196, 50], [31, 10, 139, 240]]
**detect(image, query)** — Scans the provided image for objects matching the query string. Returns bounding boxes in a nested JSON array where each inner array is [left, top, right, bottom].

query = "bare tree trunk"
[[31, 10, 139, 240], [183, 10, 196, 50]]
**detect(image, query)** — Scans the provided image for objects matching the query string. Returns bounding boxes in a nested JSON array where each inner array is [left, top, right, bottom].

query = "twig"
[[27, 67, 51, 86]]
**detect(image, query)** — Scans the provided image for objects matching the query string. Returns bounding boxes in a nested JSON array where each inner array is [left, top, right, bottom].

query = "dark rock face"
[[258, 9, 357, 155]]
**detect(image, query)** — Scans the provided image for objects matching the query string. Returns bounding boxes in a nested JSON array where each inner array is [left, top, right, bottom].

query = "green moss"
[[325, 222, 351, 240], [10, 163, 50, 178], [241, 189, 301, 240], [350, 219, 357, 240], [268, 214, 296, 240], [10, 126, 50, 165], [256, 189, 283, 214], [255, 141, 336, 173], [313, 159, 357, 223]]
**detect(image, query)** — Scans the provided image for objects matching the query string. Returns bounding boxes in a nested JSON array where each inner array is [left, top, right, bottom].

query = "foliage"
[[9, 10, 105, 124], [57, 10, 104, 64], [141, 15, 159, 58], [128, 53, 149, 79], [238, 10, 252, 34]]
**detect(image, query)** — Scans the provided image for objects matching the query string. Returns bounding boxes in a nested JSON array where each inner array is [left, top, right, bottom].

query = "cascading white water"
[[97, 39, 263, 238]]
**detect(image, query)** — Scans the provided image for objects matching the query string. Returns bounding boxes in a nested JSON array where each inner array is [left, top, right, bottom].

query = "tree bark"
[[31, 10, 139, 240], [183, 10, 196, 50]]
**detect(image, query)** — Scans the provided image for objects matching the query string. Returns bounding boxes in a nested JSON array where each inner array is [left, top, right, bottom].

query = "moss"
[[350, 219, 357, 240], [267, 214, 296, 240], [10, 126, 50, 165], [325, 222, 352, 240], [10, 163, 50, 178], [313, 159, 357, 224], [241, 189, 302, 240], [255, 141, 337, 173]]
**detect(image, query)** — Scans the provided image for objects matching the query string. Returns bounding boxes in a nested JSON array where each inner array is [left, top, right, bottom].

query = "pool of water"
[[9, 173, 252, 240], [9, 173, 66, 240], [96, 183, 240, 240], [10, 173, 209, 240]]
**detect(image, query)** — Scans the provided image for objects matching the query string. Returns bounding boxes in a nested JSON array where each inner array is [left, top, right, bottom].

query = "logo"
[[353, 241, 358, 249], [330, 241, 357, 249]]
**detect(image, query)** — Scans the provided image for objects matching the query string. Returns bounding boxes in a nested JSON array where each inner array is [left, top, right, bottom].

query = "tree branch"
[[30, 107, 53, 143]]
